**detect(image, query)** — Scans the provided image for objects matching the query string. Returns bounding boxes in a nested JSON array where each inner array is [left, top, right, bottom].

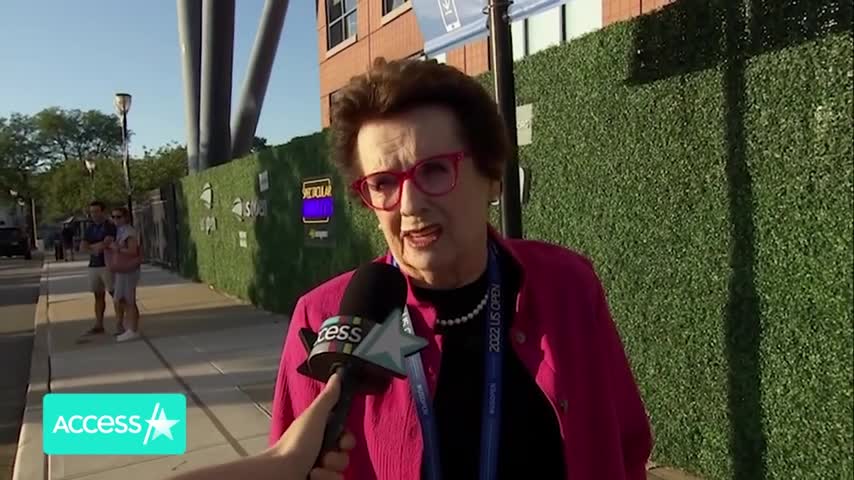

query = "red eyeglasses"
[[351, 151, 466, 211]]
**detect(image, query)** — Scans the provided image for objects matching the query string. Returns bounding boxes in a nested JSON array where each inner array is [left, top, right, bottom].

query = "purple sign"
[[302, 177, 334, 225], [302, 197, 334, 222]]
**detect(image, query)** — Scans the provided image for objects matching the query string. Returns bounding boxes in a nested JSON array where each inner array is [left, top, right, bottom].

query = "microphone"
[[295, 262, 428, 459]]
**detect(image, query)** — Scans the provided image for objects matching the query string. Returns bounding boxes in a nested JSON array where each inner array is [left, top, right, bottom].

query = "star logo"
[[352, 308, 428, 377], [142, 403, 180, 445]]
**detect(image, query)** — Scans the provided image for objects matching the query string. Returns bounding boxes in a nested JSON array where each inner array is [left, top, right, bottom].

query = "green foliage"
[[0, 114, 44, 194], [175, 1, 852, 478], [135, 143, 189, 194], [33, 107, 124, 165], [478, 0, 853, 478], [251, 136, 270, 153], [33, 143, 188, 221], [176, 132, 384, 314], [39, 158, 125, 219], [2, 106, 185, 222]]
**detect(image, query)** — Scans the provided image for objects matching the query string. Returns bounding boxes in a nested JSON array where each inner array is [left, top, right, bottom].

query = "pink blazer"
[[270, 233, 653, 479]]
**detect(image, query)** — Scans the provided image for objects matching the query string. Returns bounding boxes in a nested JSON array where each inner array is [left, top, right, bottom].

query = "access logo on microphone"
[[315, 316, 366, 352], [43, 393, 187, 455]]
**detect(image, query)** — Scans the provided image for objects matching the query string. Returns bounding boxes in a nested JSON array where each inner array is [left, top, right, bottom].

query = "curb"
[[12, 261, 50, 480]]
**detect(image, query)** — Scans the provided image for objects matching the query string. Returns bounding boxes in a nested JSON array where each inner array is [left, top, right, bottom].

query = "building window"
[[527, 6, 563, 55], [327, 0, 357, 49], [383, 0, 407, 15], [509, 0, 602, 60], [431, 52, 447, 64], [565, 0, 602, 40]]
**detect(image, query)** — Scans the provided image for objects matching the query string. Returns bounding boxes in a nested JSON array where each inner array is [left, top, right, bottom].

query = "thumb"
[[300, 372, 342, 425]]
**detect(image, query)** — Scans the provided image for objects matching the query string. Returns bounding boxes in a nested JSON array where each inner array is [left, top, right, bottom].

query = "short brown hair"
[[330, 57, 510, 183], [112, 206, 130, 220]]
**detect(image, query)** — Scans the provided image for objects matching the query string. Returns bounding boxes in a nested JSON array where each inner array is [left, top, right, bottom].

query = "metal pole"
[[199, 0, 235, 169], [122, 114, 134, 224], [30, 197, 37, 248], [231, 0, 290, 159], [488, 0, 523, 239], [177, 0, 202, 173]]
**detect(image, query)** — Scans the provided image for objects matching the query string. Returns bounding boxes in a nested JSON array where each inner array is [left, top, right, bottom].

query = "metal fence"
[[133, 184, 180, 271]]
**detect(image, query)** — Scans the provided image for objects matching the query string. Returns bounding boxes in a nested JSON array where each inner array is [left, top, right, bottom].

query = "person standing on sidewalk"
[[106, 207, 141, 342], [61, 222, 76, 261], [79, 200, 118, 337]]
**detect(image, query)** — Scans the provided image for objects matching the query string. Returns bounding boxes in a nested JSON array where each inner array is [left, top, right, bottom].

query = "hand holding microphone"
[[168, 373, 355, 480], [295, 262, 428, 465], [267, 372, 356, 480]]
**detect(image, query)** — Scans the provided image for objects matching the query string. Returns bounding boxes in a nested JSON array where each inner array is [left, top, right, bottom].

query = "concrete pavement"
[[15, 259, 289, 480], [0, 256, 42, 480]]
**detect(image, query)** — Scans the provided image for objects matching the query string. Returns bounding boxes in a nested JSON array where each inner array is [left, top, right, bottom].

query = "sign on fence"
[[301, 176, 335, 247]]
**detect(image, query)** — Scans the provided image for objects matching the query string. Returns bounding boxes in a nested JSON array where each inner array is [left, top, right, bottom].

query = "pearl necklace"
[[436, 291, 489, 326]]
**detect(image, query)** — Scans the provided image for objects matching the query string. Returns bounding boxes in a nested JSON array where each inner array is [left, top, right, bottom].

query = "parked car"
[[0, 227, 32, 260]]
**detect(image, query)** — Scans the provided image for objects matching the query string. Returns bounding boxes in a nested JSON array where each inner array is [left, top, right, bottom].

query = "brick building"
[[316, 0, 674, 126]]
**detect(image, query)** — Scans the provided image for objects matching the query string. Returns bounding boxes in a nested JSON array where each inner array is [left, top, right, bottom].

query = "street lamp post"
[[84, 159, 96, 199], [114, 92, 133, 223]]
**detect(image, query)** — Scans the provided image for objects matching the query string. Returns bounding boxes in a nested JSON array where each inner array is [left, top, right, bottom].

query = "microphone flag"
[[296, 308, 428, 389]]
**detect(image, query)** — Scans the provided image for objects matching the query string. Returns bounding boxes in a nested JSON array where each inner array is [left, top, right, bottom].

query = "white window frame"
[[326, 0, 357, 50], [382, 0, 408, 16]]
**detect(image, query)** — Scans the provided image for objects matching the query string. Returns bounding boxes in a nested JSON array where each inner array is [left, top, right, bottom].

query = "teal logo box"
[[43, 393, 187, 455]]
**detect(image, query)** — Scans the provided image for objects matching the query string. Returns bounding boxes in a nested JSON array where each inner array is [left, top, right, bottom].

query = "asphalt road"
[[0, 255, 42, 480]]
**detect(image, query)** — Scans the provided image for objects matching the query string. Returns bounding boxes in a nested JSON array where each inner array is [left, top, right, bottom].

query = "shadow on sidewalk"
[[46, 262, 191, 298], [51, 305, 286, 349], [48, 311, 287, 412]]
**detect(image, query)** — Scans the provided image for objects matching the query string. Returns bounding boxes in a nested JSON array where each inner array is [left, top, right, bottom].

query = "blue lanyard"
[[391, 242, 504, 480]]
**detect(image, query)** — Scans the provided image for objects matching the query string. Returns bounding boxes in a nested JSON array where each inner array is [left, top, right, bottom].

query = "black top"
[[83, 221, 117, 268], [412, 251, 566, 480]]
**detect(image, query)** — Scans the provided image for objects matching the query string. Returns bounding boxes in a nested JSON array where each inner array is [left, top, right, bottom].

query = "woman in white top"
[[108, 207, 141, 342]]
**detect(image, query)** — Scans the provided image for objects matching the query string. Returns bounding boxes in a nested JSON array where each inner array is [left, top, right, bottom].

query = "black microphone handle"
[[317, 363, 357, 461]]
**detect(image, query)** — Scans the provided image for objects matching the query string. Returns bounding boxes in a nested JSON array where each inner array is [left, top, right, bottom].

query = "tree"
[[34, 107, 124, 166], [2, 107, 187, 222], [134, 143, 189, 194], [38, 158, 125, 220], [251, 136, 269, 153], [0, 114, 44, 195]]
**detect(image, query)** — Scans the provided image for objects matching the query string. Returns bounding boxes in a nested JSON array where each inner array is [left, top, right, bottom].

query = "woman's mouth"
[[403, 225, 443, 249]]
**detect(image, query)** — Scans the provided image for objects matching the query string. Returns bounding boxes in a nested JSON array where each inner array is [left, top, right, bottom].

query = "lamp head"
[[114, 93, 132, 116]]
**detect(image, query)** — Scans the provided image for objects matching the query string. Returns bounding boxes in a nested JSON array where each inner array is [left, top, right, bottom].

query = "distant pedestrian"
[[106, 207, 142, 342], [51, 231, 63, 261], [79, 200, 117, 337], [61, 222, 76, 261]]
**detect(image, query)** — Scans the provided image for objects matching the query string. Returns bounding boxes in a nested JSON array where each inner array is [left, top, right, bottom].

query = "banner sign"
[[301, 176, 335, 247], [411, 0, 568, 57]]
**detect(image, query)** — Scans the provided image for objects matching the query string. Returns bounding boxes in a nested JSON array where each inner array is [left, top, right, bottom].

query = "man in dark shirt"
[[79, 201, 118, 336]]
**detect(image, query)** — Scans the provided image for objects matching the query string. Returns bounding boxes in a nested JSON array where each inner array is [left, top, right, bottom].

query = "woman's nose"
[[398, 178, 426, 215]]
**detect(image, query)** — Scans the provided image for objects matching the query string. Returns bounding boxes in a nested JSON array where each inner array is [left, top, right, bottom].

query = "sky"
[[0, 0, 320, 156]]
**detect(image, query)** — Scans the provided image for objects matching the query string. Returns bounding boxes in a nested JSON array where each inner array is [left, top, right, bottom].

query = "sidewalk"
[[16, 259, 289, 480]]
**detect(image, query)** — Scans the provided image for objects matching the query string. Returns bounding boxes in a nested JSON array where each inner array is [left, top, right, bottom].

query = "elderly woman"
[[270, 58, 652, 480]]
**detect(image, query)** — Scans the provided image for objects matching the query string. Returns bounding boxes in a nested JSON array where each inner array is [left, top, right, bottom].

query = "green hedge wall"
[[476, 1, 851, 478], [174, 0, 852, 478], [175, 132, 387, 315]]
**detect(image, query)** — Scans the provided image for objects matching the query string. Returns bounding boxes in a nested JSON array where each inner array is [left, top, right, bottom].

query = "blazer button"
[[513, 330, 526, 344], [559, 399, 569, 413]]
